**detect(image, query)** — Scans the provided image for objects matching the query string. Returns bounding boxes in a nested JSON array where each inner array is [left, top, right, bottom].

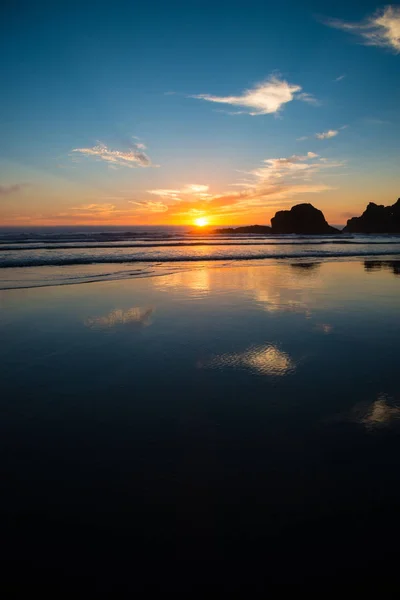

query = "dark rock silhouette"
[[216, 225, 272, 234], [271, 203, 339, 234], [215, 204, 338, 235], [343, 199, 400, 233]]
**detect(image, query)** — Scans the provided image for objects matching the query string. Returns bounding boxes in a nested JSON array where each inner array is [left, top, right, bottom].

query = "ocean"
[[1, 225, 400, 289]]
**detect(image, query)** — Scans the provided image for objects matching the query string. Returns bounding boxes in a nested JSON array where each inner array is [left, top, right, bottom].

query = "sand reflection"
[[154, 267, 211, 295], [85, 307, 153, 330], [154, 262, 324, 313], [364, 260, 400, 276], [200, 344, 295, 377]]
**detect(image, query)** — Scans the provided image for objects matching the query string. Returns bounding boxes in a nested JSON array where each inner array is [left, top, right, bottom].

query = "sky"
[[1, 0, 400, 226]]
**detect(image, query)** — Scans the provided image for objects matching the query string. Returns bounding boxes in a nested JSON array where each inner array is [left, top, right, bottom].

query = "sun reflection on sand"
[[200, 344, 295, 377], [153, 261, 325, 312], [153, 267, 211, 295], [85, 307, 153, 329]]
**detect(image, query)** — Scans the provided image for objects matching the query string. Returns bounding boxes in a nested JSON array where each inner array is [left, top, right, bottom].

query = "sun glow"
[[194, 217, 209, 227]]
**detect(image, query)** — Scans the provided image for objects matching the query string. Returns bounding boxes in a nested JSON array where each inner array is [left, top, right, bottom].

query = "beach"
[[3, 0, 400, 588], [2, 257, 400, 583]]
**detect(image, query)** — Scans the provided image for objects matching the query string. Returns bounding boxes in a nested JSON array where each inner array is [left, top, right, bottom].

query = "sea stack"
[[343, 198, 400, 233], [271, 203, 339, 234]]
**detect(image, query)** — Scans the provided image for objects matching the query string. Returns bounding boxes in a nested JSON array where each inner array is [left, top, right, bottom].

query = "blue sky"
[[1, 0, 399, 225]]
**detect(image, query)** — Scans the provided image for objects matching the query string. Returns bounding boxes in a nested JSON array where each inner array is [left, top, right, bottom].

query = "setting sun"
[[194, 217, 209, 227]]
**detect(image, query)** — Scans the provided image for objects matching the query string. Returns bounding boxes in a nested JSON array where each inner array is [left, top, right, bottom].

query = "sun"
[[194, 217, 209, 227]]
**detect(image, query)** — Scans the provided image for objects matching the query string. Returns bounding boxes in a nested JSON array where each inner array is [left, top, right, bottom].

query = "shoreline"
[[1, 254, 400, 292]]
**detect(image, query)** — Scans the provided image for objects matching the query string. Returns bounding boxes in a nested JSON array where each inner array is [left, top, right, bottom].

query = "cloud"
[[322, 5, 400, 53], [264, 151, 319, 164], [146, 189, 181, 200], [147, 184, 210, 201], [71, 141, 156, 168], [61, 202, 144, 220], [184, 184, 209, 194], [335, 74, 346, 81], [71, 203, 116, 214], [299, 129, 343, 141], [315, 129, 339, 140], [11, 198, 167, 224], [0, 183, 28, 195], [168, 151, 342, 220], [246, 152, 332, 182], [129, 201, 169, 213], [190, 75, 316, 115], [57, 151, 342, 224], [296, 92, 320, 106]]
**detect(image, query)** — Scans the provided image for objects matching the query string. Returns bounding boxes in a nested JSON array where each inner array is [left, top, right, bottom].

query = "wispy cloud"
[[322, 5, 400, 53], [129, 201, 169, 213], [189, 76, 317, 115], [335, 74, 346, 81], [71, 140, 157, 168], [297, 129, 340, 141], [147, 184, 210, 201], [168, 151, 342, 220], [71, 203, 116, 214], [315, 129, 339, 140], [9, 200, 160, 224], [0, 183, 28, 195], [45, 152, 342, 224], [64, 202, 150, 220], [296, 92, 321, 106], [241, 152, 340, 186]]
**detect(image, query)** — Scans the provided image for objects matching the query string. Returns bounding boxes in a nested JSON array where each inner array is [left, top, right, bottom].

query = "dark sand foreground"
[[2, 258, 400, 589]]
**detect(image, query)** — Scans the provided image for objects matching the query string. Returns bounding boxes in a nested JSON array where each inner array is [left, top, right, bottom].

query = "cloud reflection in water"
[[154, 267, 211, 297], [85, 307, 153, 330], [314, 323, 333, 334], [354, 394, 400, 430], [200, 344, 295, 377]]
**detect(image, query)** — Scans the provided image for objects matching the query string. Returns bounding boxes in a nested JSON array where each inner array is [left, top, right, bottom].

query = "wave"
[[2, 239, 400, 252], [2, 249, 400, 268]]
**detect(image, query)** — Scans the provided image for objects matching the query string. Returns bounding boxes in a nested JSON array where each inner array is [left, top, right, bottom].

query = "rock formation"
[[215, 225, 271, 234], [343, 199, 400, 233], [271, 203, 339, 234]]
